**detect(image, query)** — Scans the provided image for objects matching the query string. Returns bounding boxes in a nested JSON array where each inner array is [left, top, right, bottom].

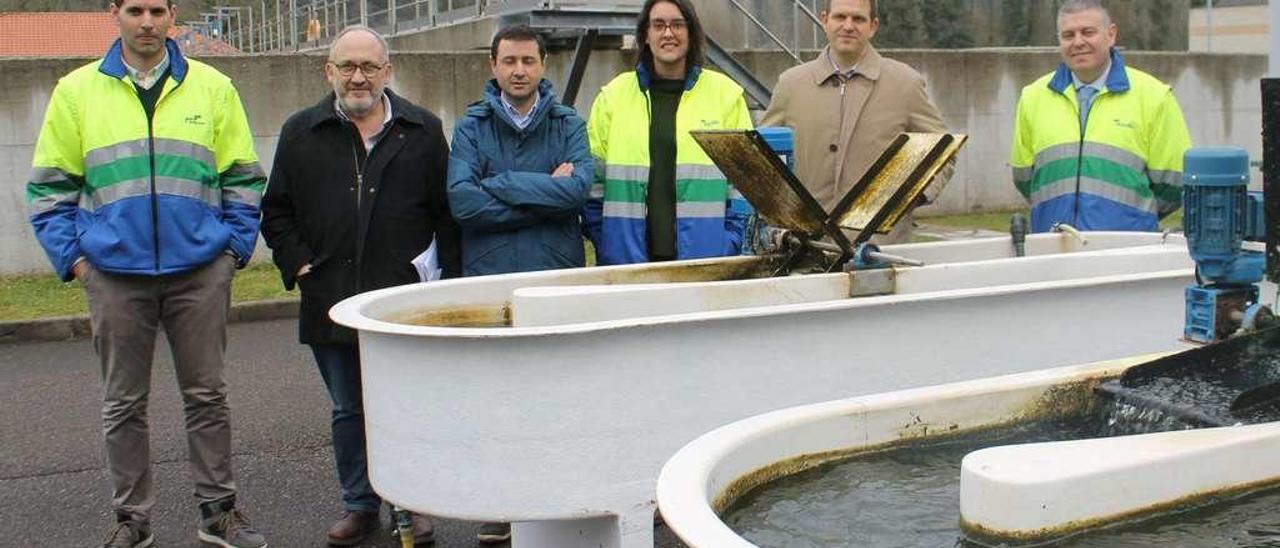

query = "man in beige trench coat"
[[762, 0, 950, 243]]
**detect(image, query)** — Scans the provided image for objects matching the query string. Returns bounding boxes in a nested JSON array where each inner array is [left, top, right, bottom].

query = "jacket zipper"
[[137, 83, 161, 273], [352, 146, 364, 210], [149, 118, 159, 272], [837, 78, 847, 190], [1074, 92, 1092, 227], [349, 124, 371, 289]]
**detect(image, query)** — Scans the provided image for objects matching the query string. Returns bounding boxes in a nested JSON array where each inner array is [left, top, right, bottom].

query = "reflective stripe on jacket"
[[27, 38, 265, 281], [585, 64, 753, 265], [1010, 50, 1190, 233]]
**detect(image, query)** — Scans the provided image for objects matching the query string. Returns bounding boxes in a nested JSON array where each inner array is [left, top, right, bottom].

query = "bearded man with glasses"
[[260, 25, 460, 546]]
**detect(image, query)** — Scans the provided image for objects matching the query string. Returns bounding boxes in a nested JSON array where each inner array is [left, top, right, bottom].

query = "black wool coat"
[[261, 89, 462, 344]]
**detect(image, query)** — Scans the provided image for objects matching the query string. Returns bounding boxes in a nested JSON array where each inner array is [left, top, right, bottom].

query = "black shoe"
[[476, 521, 510, 543], [102, 516, 154, 548]]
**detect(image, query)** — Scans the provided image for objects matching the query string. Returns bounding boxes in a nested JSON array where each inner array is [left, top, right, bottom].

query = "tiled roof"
[[0, 12, 119, 57], [0, 12, 239, 57]]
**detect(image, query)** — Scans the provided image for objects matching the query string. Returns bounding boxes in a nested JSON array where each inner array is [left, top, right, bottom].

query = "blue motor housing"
[[1183, 147, 1266, 286], [1183, 147, 1268, 342]]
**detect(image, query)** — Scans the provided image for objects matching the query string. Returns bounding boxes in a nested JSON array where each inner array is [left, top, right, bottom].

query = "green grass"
[[0, 262, 295, 322], [0, 209, 1191, 321], [922, 210, 1029, 233], [922, 208, 1184, 233]]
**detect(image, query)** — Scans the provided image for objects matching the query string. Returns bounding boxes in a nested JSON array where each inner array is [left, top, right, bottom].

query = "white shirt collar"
[[501, 90, 540, 130], [122, 49, 170, 90], [1072, 58, 1112, 92], [826, 47, 858, 80]]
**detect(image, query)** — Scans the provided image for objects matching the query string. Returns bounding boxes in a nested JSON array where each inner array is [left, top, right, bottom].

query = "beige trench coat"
[[762, 45, 951, 243]]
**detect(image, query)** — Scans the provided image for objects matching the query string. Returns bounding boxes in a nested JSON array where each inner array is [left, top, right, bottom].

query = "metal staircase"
[[199, 0, 825, 109]]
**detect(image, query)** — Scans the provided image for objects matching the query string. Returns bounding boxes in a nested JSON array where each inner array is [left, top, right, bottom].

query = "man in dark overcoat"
[[260, 24, 460, 546]]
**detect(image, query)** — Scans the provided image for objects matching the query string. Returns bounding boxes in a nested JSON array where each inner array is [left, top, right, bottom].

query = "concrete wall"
[[0, 48, 1266, 274]]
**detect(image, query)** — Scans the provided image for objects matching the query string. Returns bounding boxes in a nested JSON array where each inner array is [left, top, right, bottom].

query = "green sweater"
[[646, 78, 683, 261]]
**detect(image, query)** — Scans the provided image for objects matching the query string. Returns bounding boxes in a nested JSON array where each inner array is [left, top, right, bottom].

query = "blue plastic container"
[[757, 127, 795, 172]]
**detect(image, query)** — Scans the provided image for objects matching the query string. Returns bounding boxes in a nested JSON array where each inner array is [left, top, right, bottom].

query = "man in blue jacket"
[[448, 25, 594, 278]]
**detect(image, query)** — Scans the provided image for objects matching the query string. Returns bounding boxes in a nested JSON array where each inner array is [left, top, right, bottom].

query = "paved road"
[[0, 319, 688, 547]]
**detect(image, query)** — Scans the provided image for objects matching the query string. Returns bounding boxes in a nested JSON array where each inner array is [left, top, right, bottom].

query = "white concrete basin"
[[960, 421, 1280, 542], [655, 356, 1162, 547], [656, 352, 1280, 547], [330, 233, 1197, 547]]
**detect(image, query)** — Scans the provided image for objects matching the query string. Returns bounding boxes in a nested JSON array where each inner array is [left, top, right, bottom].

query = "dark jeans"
[[310, 343, 381, 511]]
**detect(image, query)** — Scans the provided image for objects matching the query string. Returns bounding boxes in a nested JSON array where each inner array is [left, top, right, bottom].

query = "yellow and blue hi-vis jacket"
[[28, 38, 265, 281], [1011, 49, 1191, 232], [585, 64, 753, 265]]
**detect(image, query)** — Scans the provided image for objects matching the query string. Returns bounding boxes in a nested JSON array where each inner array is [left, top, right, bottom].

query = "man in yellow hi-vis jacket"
[[1011, 0, 1191, 233], [26, 0, 267, 546]]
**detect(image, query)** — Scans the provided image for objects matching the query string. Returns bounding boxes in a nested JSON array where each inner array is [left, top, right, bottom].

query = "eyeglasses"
[[649, 19, 687, 34], [329, 61, 385, 78]]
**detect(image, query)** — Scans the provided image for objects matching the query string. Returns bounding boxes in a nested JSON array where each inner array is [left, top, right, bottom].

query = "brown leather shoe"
[[326, 510, 379, 546], [410, 513, 435, 545]]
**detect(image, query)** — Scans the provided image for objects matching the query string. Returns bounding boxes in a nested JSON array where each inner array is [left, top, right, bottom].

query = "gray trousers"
[[82, 255, 238, 521]]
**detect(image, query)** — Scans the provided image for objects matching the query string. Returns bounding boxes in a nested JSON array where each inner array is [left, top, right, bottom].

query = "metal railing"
[[197, 0, 643, 53], [722, 0, 821, 64]]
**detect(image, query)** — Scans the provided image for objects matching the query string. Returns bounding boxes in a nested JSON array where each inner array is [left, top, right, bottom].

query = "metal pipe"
[[1052, 222, 1089, 246], [789, 0, 821, 27], [801, 238, 843, 254], [1206, 0, 1213, 53], [261, 0, 268, 51], [276, 0, 283, 50], [781, 235, 925, 268], [864, 250, 925, 268], [247, 6, 254, 52], [1010, 213, 1028, 257]]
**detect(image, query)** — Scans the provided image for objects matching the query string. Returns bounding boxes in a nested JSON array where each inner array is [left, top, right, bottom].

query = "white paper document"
[[411, 239, 441, 282]]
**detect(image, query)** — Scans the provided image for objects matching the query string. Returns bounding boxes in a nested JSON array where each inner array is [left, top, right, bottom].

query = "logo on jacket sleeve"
[[699, 119, 721, 129], [185, 114, 206, 125]]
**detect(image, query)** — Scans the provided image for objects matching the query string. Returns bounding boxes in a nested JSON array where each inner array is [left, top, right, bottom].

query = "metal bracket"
[[561, 28, 598, 108], [847, 268, 896, 297]]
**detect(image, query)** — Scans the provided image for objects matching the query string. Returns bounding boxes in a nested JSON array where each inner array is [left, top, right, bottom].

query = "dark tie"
[[1077, 86, 1098, 132]]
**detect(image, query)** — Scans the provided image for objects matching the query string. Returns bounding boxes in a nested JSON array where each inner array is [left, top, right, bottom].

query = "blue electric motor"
[[1183, 147, 1269, 343]]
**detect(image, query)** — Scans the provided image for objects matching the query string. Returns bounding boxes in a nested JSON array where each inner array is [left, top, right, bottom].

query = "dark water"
[[1097, 399, 1203, 437], [722, 417, 1280, 548], [722, 329, 1280, 546], [1108, 328, 1280, 426]]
